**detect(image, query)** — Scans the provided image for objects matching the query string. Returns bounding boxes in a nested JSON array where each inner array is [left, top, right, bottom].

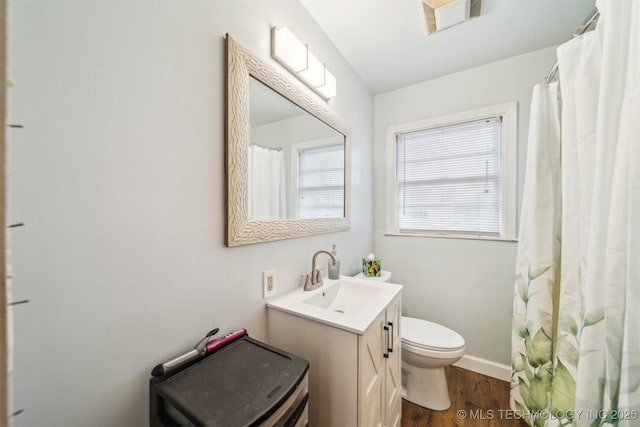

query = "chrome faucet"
[[304, 250, 337, 291]]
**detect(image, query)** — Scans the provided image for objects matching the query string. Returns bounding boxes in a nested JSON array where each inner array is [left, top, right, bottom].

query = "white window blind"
[[298, 144, 344, 218], [395, 117, 503, 235]]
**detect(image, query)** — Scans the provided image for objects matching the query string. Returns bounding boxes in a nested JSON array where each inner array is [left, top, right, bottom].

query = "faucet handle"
[[304, 273, 313, 291]]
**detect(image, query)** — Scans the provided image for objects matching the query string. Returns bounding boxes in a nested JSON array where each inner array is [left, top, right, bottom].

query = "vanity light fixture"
[[271, 27, 337, 101]]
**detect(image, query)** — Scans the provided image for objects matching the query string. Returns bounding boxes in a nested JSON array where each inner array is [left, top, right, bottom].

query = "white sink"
[[266, 276, 402, 334], [302, 280, 383, 313]]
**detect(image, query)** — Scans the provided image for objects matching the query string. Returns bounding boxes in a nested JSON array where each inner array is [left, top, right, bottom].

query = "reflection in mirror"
[[248, 78, 345, 220], [225, 34, 350, 247]]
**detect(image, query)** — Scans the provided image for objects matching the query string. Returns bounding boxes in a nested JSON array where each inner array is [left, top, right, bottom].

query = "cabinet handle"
[[387, 322, 394, 353], [383, 325, 390, 359]]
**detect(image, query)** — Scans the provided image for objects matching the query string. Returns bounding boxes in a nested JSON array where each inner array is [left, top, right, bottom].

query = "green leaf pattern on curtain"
[[512, 264, 559, 426]]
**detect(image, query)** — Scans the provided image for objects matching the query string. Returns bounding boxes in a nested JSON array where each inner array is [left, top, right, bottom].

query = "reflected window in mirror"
[[295, 142, 344, 218]]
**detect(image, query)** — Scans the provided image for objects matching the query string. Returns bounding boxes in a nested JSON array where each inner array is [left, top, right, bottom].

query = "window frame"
[[385, 102, 518, 241]]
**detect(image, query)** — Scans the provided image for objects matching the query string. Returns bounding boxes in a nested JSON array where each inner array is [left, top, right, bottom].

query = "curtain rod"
[[249, 143, 282, 152], [543, 7, 600, 84]]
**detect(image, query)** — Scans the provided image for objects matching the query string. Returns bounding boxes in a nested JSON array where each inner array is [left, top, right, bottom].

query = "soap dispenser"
[[328, 244, 340, 279]]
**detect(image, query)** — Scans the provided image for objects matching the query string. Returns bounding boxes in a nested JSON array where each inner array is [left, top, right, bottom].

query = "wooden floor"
[[401, 366, 528, 427]]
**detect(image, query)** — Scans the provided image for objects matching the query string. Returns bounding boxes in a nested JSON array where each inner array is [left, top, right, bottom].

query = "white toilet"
[[354, 270, 465, 410]]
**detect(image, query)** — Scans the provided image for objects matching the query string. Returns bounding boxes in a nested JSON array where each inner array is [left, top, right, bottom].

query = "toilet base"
[[402, 361, 451, 411]]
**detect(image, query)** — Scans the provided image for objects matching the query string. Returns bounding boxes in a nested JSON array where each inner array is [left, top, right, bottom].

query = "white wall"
[[373, 46, 558, 365], [7, 1, 373, 425]]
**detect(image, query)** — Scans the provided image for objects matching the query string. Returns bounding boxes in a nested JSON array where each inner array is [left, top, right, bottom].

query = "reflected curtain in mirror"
[[247, 144, 286, 220]]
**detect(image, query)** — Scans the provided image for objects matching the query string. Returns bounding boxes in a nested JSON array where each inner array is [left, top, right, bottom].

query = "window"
[[295, 141, 345, 218], [386, 103, 517, 240]]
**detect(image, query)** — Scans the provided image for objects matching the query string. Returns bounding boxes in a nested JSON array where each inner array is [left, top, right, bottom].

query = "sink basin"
[[266, 276, 402, 334], [303, 280, 383, 313]]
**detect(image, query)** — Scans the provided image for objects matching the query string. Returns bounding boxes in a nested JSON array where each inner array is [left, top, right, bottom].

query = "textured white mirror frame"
[[225, 35, 351, 247]]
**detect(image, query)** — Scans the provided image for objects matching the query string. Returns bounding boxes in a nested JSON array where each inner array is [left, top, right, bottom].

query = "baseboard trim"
[[453, 355, 511, 382]]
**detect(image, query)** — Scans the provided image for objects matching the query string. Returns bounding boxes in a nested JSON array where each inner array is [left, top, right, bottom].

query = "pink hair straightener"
[[205, 328, 247, 354]]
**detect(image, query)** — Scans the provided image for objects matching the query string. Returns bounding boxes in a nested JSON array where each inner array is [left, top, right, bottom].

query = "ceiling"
[[300, 0, 596, 94]]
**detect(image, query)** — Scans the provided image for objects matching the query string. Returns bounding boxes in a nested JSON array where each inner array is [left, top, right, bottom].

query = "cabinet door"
[[358, 310, 384, 427], [384, 295, 402, 427]]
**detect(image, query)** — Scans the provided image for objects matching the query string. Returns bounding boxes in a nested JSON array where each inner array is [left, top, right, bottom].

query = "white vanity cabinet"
[[358, 294, 402, 427], [268, 292, 402, 427], [385, 295, 402, 427]]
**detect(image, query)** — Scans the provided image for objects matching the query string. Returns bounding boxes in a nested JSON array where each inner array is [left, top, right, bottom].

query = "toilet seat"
[[401, 316, 465, 352], [402, 340, 465, 361]]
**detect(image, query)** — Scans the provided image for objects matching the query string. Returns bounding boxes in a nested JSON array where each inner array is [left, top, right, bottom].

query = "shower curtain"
[[511, 0, 640, 426], [511, 81, 562, 426], [247, 144, 287, 220]]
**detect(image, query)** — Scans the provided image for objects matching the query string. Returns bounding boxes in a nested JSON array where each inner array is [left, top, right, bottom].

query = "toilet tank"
[[354, 270, 392, 282]]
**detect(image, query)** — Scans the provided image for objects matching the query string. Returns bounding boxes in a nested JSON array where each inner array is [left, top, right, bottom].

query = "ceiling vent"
[[422, 0, 483, 35]]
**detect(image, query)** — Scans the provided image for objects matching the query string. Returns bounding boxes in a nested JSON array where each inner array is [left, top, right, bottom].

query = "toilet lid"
[[401, 316, 465, 351], [354, 270, 392, 282]]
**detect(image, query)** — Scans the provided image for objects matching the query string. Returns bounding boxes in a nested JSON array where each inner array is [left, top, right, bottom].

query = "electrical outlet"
[[263, 269, 276, 298]]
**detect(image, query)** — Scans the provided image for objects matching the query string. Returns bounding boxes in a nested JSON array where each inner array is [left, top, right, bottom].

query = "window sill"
[[383, 231, 518, 243]]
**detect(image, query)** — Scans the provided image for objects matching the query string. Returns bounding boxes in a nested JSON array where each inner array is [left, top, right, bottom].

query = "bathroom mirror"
[[225, 35, 351, 247]]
